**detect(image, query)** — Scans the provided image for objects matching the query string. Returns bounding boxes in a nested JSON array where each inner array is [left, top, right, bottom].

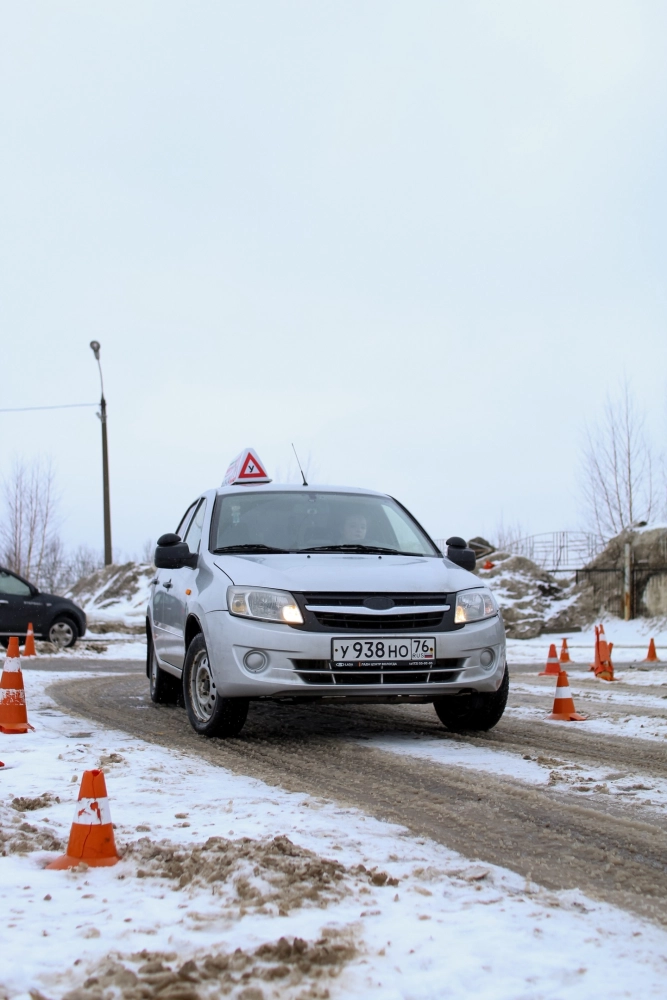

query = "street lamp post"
[[89, 341, 112, 566]]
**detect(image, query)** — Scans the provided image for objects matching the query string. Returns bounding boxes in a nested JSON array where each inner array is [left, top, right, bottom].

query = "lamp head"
[[89, 340, 101, 360]]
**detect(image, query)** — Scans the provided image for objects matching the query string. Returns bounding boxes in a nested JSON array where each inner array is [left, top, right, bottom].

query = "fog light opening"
[[243, 650, 269, 673], [480, 649, 495, 668]]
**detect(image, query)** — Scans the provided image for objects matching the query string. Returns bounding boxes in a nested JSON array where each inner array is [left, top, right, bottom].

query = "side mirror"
[[155, 534, 198, 570], [445, 536, 476, 571]]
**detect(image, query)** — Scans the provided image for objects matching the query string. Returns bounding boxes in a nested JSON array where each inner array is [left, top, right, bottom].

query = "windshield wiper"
[[299, 544, 402, 555], [213, 544, 291, 554]]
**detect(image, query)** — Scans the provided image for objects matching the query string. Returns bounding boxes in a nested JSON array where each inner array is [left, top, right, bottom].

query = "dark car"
[[0, 566, 86, 648]]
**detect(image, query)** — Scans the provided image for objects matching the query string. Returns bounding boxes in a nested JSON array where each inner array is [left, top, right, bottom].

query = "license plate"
[[331, 637, 435, 666]]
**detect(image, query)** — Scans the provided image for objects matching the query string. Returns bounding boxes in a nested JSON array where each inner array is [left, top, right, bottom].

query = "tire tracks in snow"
[[49, 670, 667, 926]]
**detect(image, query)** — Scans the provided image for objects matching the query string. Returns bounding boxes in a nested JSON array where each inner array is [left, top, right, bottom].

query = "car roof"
[[214, 484, 388, 499]]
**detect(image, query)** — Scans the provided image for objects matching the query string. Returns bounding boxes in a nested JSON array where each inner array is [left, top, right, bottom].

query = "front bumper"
[[203, 610, 506, 699]]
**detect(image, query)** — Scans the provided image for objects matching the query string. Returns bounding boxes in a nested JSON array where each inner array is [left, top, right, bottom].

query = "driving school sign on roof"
[[221, 448, 272, 487]]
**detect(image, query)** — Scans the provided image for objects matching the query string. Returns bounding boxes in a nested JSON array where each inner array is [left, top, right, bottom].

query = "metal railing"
[[502, 532, 603, 572], [434, 532, 602, 571]]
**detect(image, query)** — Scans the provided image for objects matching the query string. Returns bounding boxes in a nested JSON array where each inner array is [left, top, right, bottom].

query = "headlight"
[[455, 588, 497, 624], [227, 586, 304, 625]]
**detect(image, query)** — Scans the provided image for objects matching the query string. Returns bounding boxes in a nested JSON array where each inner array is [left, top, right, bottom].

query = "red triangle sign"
[[239, 451, 268, 479], [222, 448, 272, 486]]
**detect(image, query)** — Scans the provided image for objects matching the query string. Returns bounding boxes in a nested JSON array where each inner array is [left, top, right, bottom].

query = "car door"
[[153, 500, 197, 664], [0, 570, 34, 640], [160, 497, 207, 670]]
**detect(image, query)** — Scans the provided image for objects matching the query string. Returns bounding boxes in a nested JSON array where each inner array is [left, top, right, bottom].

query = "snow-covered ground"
[[1, 671, 667, 999]]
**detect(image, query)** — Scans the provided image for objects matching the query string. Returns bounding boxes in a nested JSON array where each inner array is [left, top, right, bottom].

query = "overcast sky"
[[1, 1, 666, 560]]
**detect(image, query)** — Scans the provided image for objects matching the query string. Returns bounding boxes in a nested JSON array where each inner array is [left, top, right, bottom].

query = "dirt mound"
[[0, 790, 63, 856], [66, 562, 154, 632], [55, 929, 357, 1000], [124, 833, 351, 915], [11, 793, 58, 812], [0, 813, 63, 856]]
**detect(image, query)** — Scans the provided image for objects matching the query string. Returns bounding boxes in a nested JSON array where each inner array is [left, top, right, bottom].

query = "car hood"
[[212, 553, 479, 593]]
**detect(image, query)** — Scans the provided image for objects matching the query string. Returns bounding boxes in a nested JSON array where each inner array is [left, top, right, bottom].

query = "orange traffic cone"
[[590, 625, 601, 672], [46, 770, 120, 869], [643, 639, 660, 664], [0, 637, 33, 734], [595, 636, 616, 681], [22, 623, 36, 658], [559, 638, 571, 665], [548, 670, 587, 721], [482, 560, 495, 570], [539, 643, 561, 676]]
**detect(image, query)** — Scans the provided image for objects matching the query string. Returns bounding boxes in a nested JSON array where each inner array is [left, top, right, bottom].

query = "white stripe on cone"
[[554, 687, 572, 699], [1, 664, 21, 675], [73, 797, 113, 826], [0, 688, 26, 704]]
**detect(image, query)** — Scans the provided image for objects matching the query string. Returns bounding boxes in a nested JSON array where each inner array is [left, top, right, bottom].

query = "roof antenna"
[[292, 443, 308, 487]]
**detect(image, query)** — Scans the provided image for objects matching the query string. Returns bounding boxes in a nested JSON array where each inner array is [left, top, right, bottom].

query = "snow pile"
[[2, 672, 667, 998], [479, 527, 667, 639], [479, 553, 580, 639], [66, 563, 154, 634]]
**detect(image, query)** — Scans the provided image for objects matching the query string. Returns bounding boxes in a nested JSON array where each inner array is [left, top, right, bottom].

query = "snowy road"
[[47, 661, 667, 927]]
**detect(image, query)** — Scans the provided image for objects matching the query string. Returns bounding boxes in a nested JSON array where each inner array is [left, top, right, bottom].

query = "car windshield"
[[209, 491, 440, 557]]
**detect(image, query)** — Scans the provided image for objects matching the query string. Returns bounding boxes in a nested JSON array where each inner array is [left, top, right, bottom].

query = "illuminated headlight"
[[227, 586, 304, 625], [455, 588, 497, 624]]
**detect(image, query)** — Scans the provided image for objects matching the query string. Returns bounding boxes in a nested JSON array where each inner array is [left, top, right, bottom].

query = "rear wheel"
[[183, 633, 248, 738], [48, 616, 78, 648], [149, 645, 182, 705], [433, 666, 509, 732]]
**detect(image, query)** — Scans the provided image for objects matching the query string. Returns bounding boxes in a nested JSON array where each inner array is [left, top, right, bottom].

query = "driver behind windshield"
[[340, 513, 368, 544]]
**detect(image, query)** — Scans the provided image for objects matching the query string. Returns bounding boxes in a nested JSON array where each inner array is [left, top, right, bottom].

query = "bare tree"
[[581, 384, 655, 541], [0, 458, 61, 585], [67, 545, 103, 584]]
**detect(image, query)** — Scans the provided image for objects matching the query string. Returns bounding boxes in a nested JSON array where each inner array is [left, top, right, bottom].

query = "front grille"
[[312, 610, 444, 630], [291, 658, 462, 686], [303, 593, 449, 607], [296, 592, 461, 633]]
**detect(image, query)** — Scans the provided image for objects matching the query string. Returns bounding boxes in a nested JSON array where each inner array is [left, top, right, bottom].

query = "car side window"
[[184, 499, 206, 553], [176, 501, 198, 538], [0, 571, 31, 596]]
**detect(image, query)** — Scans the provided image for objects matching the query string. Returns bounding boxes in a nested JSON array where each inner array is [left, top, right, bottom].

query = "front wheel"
[[48, 616, 78, 648], [433, 666, 509, 732], [183, 633, 248, 738]]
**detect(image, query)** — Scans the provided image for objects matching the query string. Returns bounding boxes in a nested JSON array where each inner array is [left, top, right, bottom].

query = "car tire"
[[149, 643, 182, 705], [433, 665, 509, 732], [48, 616, 78, 648], [183, 633, 248, 738]]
